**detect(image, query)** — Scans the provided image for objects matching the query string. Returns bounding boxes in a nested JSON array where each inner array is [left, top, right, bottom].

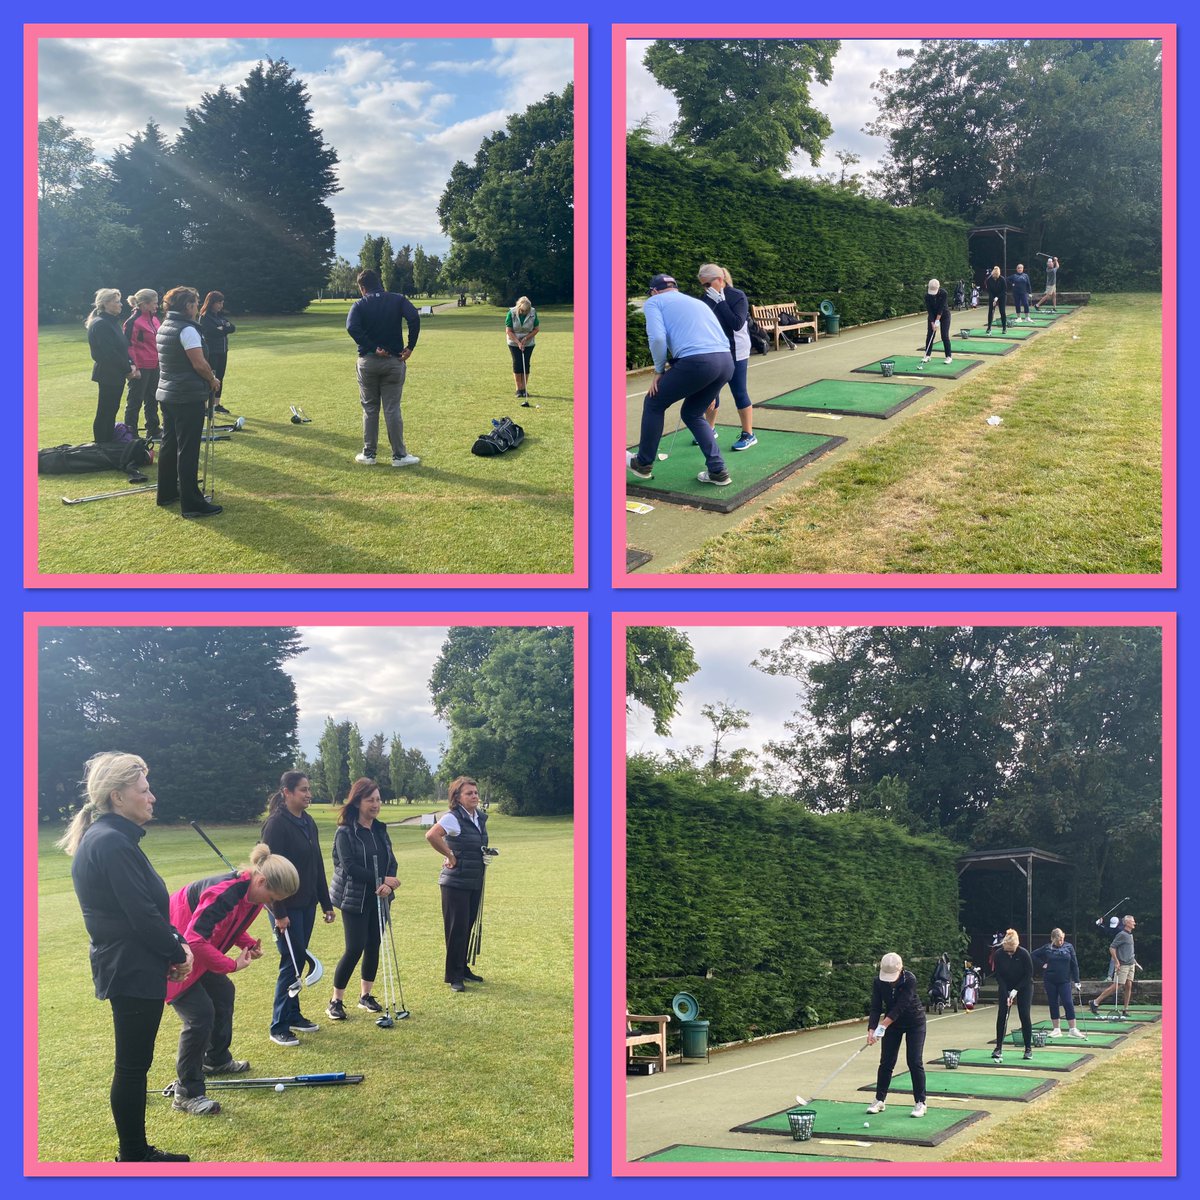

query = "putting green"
[[914, 338, 1018, 356], [860, 1070, 1056, 1101], [853, 356, 981, 380], [732, 1099, 986, 1147], [933, 1048, 1092, 1071], [626, 427, 845, 514], [635, 1144, 886, 1163], [957, 326, 1039, 340], [758, 378, 932, 419], [1020, 1027, 1126, 1047]]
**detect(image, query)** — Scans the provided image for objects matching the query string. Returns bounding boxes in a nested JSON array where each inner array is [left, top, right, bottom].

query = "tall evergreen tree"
[[388, 733, 408, 799], [391, 243, 415, 295], [315, 715, 342, 802], [347, 722, 366, 784], [365, 732, 391, 796], [357, 234, 381, 276], [378, 237, 396, 292]]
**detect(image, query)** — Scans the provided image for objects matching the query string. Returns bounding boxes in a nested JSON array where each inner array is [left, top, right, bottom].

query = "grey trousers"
[[356, 354, 408, 457], [170, 971, 235, 1098]]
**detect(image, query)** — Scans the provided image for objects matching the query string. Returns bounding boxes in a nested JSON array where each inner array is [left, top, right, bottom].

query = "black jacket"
[[71, 813, 188, 1000], [993, 947, 1035, 994], [701, 286, 749, 358], [868, 969, 926, 1029], [330, 821, 398, 913], [260, 807, 332, 913], [199, 312, 237, 357], [87, 312, 134, 384], [925, 289, 951, 322], [985, 275, 1007, 301]]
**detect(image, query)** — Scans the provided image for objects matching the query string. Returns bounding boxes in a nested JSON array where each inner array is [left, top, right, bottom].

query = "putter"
[[795, 1040, 872, 1105]]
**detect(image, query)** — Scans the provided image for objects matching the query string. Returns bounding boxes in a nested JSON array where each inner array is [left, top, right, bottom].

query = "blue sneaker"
[[732, 432, 758, 451]]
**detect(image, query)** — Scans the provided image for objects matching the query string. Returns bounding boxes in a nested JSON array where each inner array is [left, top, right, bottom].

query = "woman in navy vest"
[[155, 286, 224, 518], [865, 952, 928, 1118], [426, 776, 489, 992]]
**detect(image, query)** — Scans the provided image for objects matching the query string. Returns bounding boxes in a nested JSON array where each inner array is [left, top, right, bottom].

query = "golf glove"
[[1008, 990, 1018, 1001]]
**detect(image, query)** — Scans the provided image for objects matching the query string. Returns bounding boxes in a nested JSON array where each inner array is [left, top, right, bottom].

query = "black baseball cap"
[[648, 273, 678, 294]]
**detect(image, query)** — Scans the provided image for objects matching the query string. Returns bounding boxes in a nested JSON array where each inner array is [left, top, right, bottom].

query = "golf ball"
[[275, 1083, 285, 1093], [863, 1122, 870, 1128]]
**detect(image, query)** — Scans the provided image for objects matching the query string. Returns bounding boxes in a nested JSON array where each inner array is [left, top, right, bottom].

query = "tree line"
[[298, 718, 436, 805], [325, 237, 446, 301]]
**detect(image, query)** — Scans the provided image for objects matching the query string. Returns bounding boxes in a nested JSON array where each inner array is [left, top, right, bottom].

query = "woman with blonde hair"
[[61, 752, 193, 1163], [122, 289, 162, 437], [164, 844, 299, 1115], [1032, 927, 1087, 1039], [86, 288, 140, 443], [697, 264, 756, 451], [505, 296, 539, 397], [991, 928, 1035, 1060], [984, 265, 1008, 335]]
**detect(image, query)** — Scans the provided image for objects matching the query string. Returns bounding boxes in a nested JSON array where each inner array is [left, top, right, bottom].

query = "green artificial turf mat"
[[1120, 1005, 1164, 1013], [914, 338, 1018, 356], [758, 378, 933, 419], [858, 1070, 1057, 1101], [626, 427, 845, 514], [1019, 1027, 1126, 1047], [931, 1048, 1092, 1071], [732, 1099, 986, 1147], [1083, 1010, 1159, 1021], [635, 1144, 887, 1163], [957, 325, 1039, 340], [626, 548, 652, 570], [853, 356, 981, 379]]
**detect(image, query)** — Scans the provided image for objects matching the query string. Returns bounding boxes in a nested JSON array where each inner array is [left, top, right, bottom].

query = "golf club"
[[658, 412, 683, 461], [199, 398, 216, 502], [920, 322, 937, 368], [212, 416, 246, 433], [62, 483, 157, 506], [289, 404, 312, 424], [795, 1040, 872, 1105], [154, 1073, 364, 1094], [519, 344, 531, 399], [373, 855, 410, 1025], [468, 847, 499, 966], [281, 927, 305, 999], [995, 990, 1016, 1060]]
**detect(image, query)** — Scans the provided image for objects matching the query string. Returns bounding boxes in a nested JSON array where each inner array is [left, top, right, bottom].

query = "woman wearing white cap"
[[923, 279, 953, 365], [865, 952, 927, 1118]]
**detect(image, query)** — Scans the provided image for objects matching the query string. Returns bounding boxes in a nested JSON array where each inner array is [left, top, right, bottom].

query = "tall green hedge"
[[626, 761, 964, 1045], [627, 141, 972, 360]]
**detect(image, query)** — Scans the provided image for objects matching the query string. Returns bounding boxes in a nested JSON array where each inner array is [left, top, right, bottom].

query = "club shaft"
[[62, 484, 157, 505], [189, 821, 238, 874], [804, 1043, 868, 1101]]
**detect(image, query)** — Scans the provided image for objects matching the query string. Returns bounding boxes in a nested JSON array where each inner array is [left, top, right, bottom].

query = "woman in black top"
[[259, 771, 335, 1044], [866, 952, 927, 1118], [86, 288, 140, 443], [923, 279, 953, 364], [59, 752, 194, 1163], [199, 292, 236, 415], [985, 267, 1008, 334], [992, 928, 1035, 1060], [327, 778, 400, 1020]]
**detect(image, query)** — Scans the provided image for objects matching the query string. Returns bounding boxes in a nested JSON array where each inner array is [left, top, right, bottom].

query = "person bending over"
[[992, 928, 1035, 1060], [985, 266, 1008, 334], [506, 296, 539, 397], [697, 263, 756, 451], [923, 279, 953, 364], [865, 953, 928, 1118]]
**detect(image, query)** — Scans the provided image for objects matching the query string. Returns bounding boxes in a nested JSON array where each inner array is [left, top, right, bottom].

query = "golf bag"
[[961, 963, 983, 1010], [472, 416, 525, 457], [927, 953, 956, 1014], [746, 318, 771, 355], [38, 438, 154, 477]]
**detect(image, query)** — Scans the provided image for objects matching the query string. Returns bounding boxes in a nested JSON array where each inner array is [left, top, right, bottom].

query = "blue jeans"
[[637, 352, 732, 474], [270, 905, 315, 1034], [1045, 978, 1076, 1022]]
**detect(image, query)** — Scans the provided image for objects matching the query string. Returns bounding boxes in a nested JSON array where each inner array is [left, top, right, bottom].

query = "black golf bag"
[[961, 963, 983, 1010], [927, 953, 956, 1014], [38, 438, 154, 479], [472, 416, 525, 456], [746, 318, 771, 355]]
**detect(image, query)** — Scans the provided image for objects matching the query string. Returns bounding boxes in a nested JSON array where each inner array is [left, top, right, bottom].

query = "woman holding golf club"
[[122, 289, 162, 438], [697, 264, 757, 451], [260, 771, 335, 1046], [86, 288, 140, 443], [865, 952, 928, 1118], [923, 279, 953, 364], [506, 296, 538, 398], [1032, 928, 1087, 1039], [155, 286, 224, 519], [165, 845, 300, 1115], [985, 266, 1008, 334], [199, 291, 236, 415], [60, 752, 194, 1163], [426, 775, 489, 992], [327, 779, 400, 1021], [992, 928, 1035, 1060]]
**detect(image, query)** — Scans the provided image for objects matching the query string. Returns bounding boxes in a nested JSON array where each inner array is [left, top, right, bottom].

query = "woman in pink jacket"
[[165, 844, 298, 1115], [122, 289, 163, 438]]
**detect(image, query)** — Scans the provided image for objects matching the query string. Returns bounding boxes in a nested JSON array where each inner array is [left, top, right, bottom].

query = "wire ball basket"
[[786, 1107, 817, 1141]]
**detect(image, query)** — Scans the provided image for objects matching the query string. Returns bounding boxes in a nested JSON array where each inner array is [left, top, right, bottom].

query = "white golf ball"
[[863, 1122, 870, 1128], [275, 1083, 285, 1093]]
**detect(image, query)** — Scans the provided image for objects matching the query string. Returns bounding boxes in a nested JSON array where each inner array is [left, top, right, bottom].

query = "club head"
[[376, 1015, 395, 1029], [287, 980, 303, 998], [291, 414, 304, 424], [234, 416, 245, 430], [657, 453, 669, 461], [395, 1010, 411, 1021], [795, 1093, 807, 1106]]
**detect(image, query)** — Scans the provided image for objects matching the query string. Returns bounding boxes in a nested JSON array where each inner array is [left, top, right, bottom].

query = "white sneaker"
[[944, 356, 954, 364], [910, 1102, 927, 1118], [921, 355, 930, 364], [1048, 1028, 1063, 1038], [391, 454, 420, 467], [1068, 1027, 1088, 1039], [866, 1100, 886, 1115], [354, 453, 376, 465]]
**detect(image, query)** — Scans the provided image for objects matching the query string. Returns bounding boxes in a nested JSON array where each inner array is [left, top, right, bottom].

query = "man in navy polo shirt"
[[346, 269, 421, 467]]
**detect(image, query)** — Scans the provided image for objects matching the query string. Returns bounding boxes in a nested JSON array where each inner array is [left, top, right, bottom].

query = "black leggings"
[[925, 313, 951, 358], [876, 1020, 926, 1103], [333, 903, 382, 989], [987, 295, 1008, 332], [996, 987, 1034, 1050], [94, 378, 126, 443], [441, 886, 482, 984], [109, 994, 165, 1159], [508, 343, 534, 376]]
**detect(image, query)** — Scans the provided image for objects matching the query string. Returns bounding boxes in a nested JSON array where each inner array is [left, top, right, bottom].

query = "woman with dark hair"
[[992, 928, 1035, 1060], [60, 752, 194, 1163], [985, 266, 1008, 335], [865, 952, 928, 1118], [122, 289, 162, 437], [327, 779, 400, 1021], [199, 292, 236, 415], [425, 776, 489, 992], [86, 288, 140, 443], [259, 771, 335, 1045], [155, 286, 223, 519]]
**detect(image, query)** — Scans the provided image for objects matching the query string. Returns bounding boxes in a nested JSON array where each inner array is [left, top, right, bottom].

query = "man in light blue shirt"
[[627, 274, 734, 487]]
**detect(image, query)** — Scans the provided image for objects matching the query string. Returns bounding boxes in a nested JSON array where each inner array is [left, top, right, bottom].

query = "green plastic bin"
[[825, 312, 840, 335], [680, 1019, 710, 1059]]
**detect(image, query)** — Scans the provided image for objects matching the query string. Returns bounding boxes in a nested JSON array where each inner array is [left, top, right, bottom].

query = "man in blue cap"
[[626, 273, 734, 487]]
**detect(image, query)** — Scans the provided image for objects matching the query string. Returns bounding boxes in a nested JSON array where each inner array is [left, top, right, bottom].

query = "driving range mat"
[[1119, 1005, 1164, 1013], [1083, 1009, 1159, 1021], [732, 1099, 985, 1147], [914, 338, 1018, 356], [626, 548, 652, 570], [853, 356, 981, 380], [635, 1144, 888, 1163], [626, 428, 845, 514], [957, 326, 1039, 340], [930, 1048, 1092, 1071], [859, 1070, 1057, 1102], [758, 378, 933, 419], [1018, 1027, 1127, 1047]]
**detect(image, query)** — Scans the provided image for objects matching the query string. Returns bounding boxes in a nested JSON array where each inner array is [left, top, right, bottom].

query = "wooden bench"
[[626, 1010, 670, 1073], [751, 304, 820, 350]]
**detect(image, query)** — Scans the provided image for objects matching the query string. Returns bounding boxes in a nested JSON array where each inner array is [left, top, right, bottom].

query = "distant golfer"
[[60, 752, 194, 1163], [165, 845, 299, 1115], [1034, 256, 1060, 311], [984, 266, 1008, 334], [1008, 263, 1032, 322], [1090, 915, 1137, 1016], [425, 776, 489, 992], [865, 952, 927, 1118], [626, 273, 734, 488], [506, 296, 539, 398], [992, 929, 1035, 1060], [697, 264, 756, 451], [122, 289, 161, 438], [199, 292, 236, 415], [346, 269, 421, 467], [1031, 928, 1088, 1039], [86, 288, 139, 443], [923, 278, 953, 364]]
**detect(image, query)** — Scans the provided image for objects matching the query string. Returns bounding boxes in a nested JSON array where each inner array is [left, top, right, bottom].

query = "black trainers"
[[991, 1049, 1003, 1061], [181, 502, 223, 519], [357, 994, 383, 1013], [1088, 998, 1100, 1015], [291, 1016, 320, 1033], [117, 1146, 191, 1162], [327, 997, 347, 1021], [463, 970, 485, 983], [1023, 1048, 1034, 1060], [269, 1029, 299, 1046], [214, 404, 231, 415], [625, 451, 653, 480], [203, 1058, 249, 1075]]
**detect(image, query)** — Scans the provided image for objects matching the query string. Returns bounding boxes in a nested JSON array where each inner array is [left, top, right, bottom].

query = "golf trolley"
[[926, 953, 958, 1014]]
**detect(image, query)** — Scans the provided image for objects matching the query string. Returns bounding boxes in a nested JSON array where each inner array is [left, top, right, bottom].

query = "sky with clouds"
[[626, 37, 922, 181], [38, 36, 574, 260]]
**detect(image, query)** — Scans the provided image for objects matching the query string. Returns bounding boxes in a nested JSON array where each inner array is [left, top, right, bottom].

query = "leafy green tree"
[[378, 237, 396, 292], [391, 243, 415, 295], [327, 255, 357, 298], [404, 747, 436, 801], [625, 626, 699, 736], [644, 39, 839, 173], [357, 235, 381, 277], [314, 716, 343, 803], [37, 627, 303, 823], [414, 246, 442, 297], [347, 722, 366, 784]]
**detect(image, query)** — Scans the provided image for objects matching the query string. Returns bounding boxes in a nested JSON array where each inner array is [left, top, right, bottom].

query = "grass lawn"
[[944, 1023, 1163, 1163], [35, 303, 575, 578], [673, 293, 1162, 575], [35, 806, 577, 1164]]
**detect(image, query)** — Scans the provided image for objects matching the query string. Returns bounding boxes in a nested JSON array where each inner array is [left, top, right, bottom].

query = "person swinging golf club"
[[992, 929, 1035, 1061], [1090, 915, 1137, 1017], [865, 952, 928, 1119], [165, 845, 300, 1116], [923, 279, 953, 366], [625, 273, 734, 488]]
